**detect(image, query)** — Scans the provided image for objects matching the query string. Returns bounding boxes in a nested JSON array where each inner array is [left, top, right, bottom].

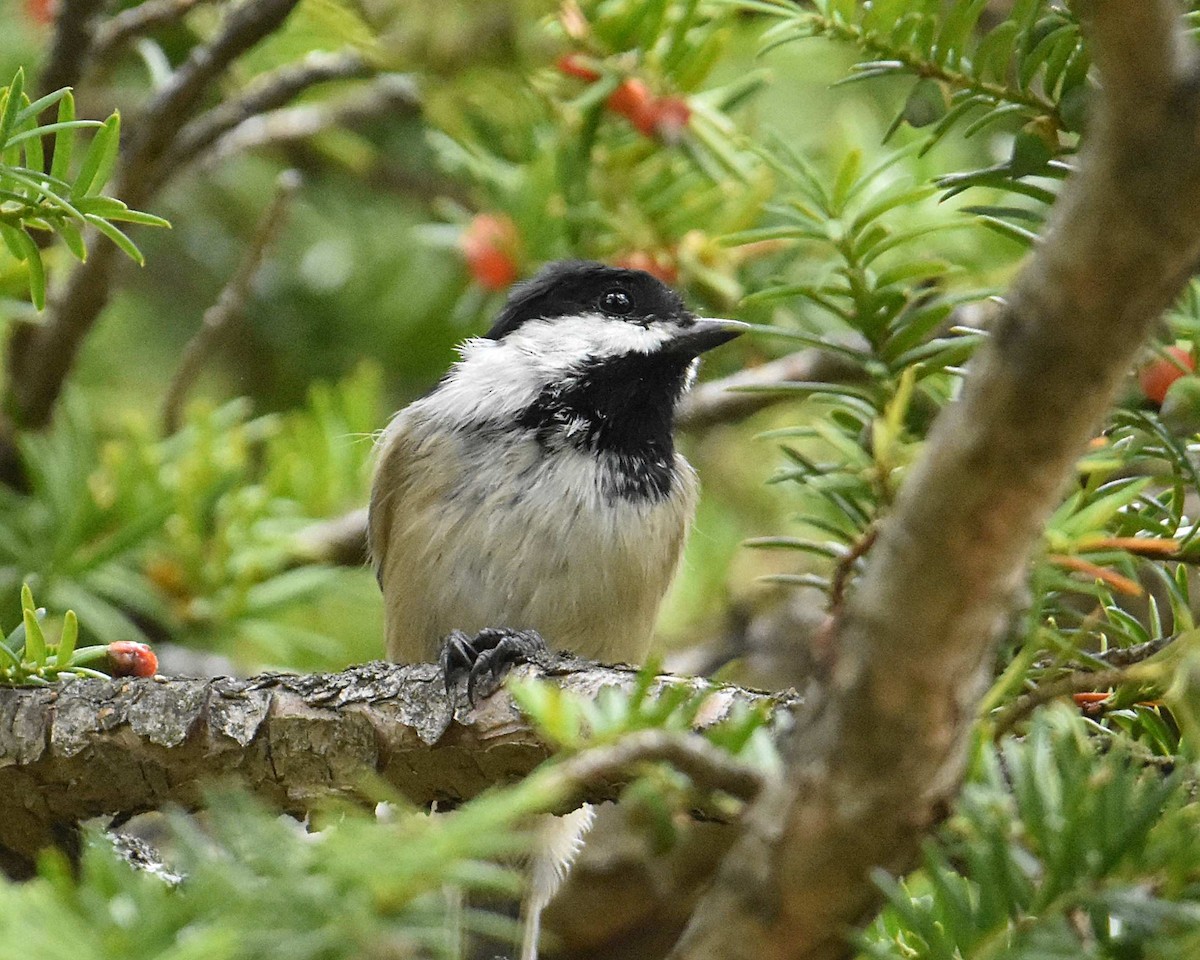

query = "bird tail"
[[520, 805, 596, 960]]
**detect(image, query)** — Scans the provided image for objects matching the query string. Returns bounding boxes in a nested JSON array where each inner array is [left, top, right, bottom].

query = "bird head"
[[435, 261, 746, 429]]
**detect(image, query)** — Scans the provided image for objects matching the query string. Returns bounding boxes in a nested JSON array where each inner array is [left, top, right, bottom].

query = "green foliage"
[[513, 658, 777, 763], [0, 582, 106, 685], [5, 0, 1200, 955], [0, 366, 383, 669], [513, 660, 778, 847], [0, 69, 168, 308], [732, 0, 1086, 244], [864, 709, 1200, 960], [734, 146, 984, 573], [0, 791, 528, 960], [728, 1, 1200, 752], [0, 582, 163, 685], [426, 0, 774, 311], [703, 3, 1200, 951]]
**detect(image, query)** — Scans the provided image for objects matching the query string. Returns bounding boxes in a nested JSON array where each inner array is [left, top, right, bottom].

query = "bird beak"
[[668, 318, 749, 357]]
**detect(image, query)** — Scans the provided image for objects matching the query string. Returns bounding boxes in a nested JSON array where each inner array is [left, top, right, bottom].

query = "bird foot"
[[439, 627, 550, 704]]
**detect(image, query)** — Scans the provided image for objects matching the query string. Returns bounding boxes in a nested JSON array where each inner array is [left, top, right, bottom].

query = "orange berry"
[[1138, 345, 1195, 405], [614, 251, 679, 286], [607, 78, 657, 134], [108, 641, 159, 678], [24, 0, 54, 24], [556, 53, 601, 82], [460, 213, 520, 291]]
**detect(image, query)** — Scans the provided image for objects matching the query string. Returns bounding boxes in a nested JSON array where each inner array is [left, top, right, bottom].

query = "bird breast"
[[372, 413, 698, 665]]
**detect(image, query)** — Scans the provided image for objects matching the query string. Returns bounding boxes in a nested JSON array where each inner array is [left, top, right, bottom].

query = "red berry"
[[556, 53, 600, 83], [607, 79, 657, 134], [107, 641, 158, 678], [649, 96, 691, 144], [614, 251, 679, 286], [460, 213, 520, 291], [1138, 345, 1195, 405], [24, 0, 54, 24]]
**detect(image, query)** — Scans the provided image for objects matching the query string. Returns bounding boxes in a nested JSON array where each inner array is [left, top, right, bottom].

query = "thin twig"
[[90, 0, 216, 68], [159, 49, 376, 175], [1047, 553, 1144, 596], [38, 0, 106, 96], [161, 170, 301, 435], [5, 0, 306, 438], [117, 0, 305, 207], [1093, 635, 1176, 667], [827, 525, 878, 617], [534, 729, 769, 818], [201, 73, 421, 166], [992, 666, 1144, 738], [289, 507, 370, 569], [676, 347, 869, 432]]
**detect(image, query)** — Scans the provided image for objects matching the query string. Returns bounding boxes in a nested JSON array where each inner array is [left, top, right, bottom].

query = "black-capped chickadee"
[[368, 259, 744, 958]]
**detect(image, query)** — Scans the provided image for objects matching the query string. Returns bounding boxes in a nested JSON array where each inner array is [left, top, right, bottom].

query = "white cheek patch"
[[422, 313, 681, 427], [510, 314, 675, 365], [414, 339, 545, 425]]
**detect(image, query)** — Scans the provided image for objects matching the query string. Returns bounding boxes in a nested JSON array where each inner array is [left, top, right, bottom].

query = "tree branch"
[[289, 506, 371, 568], [118, 0, 304, 205], [161, 169, 301, 434], [38, 0, 106, 96], [157, 49, 376, 181], [199, 73, 422, 167], [670, 4, 1200, 959], [675, 348, 869, 432], [89, 0, 216, 69], [991, 667, 1133, 738], [0, 658, 793, 872], [535, 729, 767, 814], [6, 0, 305, 436]]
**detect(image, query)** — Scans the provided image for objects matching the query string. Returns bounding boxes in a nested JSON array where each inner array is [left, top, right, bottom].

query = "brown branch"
[[1047, 553, 1144, 596], [676, 348, 869, 432], [546, 808, 739, 960], [89, 0, 216, 68], [38, 0, 106, 96], [158, 49, 376, 177], [161, 169, 301, 434], [537, 729, 767, 813], [200, 73, 422, 166], [5, 0, 305, 437], [670, 4, 1200, 959], [1091, 634, 1176, 667], [289, 506, 370, 568], [0, 658, 793, 875], [991, 667, 1137, 739], [994, 634, 1182, 737], [827, 525, 878, 617], [117, 0, 304, 206]]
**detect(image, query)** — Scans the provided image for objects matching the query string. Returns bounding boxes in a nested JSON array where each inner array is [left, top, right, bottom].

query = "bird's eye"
[[599, 287, 634, 316]]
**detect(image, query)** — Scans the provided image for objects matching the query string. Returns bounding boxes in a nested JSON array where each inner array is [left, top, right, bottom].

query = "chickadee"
[[368, 259, 744, 958]]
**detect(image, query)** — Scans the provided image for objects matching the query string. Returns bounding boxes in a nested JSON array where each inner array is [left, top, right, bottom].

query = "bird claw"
[[438, 627, 550, 705]]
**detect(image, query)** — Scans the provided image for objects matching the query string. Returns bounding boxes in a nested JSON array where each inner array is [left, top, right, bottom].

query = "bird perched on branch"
[[368, 259, 744, 959]]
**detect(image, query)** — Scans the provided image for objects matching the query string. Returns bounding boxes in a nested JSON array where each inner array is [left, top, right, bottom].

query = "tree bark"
[[668, 4, 1200, 959], [0, 658, 792, 873]]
